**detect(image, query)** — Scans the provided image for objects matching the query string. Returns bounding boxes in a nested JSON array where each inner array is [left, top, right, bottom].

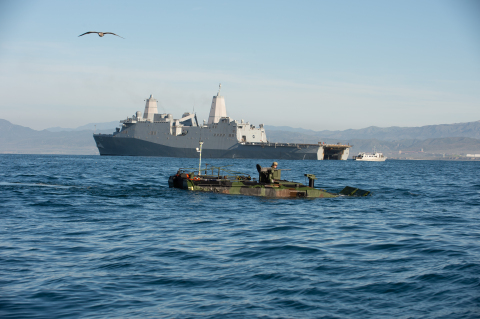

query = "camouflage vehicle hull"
[[168, 169, 370, 199]]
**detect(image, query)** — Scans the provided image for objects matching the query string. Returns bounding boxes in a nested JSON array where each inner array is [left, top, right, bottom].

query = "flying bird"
[[78, 31, 125, 39]]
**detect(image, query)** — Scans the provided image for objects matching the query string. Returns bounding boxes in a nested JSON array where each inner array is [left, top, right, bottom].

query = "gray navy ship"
[[93, 85, 350, 160]]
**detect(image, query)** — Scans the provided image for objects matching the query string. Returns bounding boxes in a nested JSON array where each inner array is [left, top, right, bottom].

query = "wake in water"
[[0, 182, 76, 189]]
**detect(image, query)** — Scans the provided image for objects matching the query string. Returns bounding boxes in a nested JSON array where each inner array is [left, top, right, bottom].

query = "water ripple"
[[0, 155, 479, 318]]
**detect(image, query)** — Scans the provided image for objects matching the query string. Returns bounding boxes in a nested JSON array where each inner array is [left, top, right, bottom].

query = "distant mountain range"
[[0, 119, 112, 155], [40, 119, 480, 140], [265, 120, 480, 140], [1, 118, 480, 157], [265, 121, 480, 158], [45, 121, 120, 132]]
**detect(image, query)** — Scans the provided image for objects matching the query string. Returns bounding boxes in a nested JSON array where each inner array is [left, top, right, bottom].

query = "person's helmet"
[[272, 162, 278, 167]]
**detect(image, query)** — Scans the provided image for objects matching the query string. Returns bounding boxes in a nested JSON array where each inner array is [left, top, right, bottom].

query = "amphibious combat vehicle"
[[168, 164, 370, 198]]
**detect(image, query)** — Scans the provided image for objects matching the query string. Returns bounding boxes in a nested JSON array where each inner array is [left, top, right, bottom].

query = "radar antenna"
[[217, 83, 222, 96]]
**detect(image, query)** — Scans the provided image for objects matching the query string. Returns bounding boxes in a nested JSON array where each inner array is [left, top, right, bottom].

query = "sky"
[[0, 0, 479, 131]]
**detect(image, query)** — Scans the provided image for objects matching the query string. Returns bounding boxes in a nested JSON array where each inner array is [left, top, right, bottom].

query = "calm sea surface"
[[1, 155, 479, 318]]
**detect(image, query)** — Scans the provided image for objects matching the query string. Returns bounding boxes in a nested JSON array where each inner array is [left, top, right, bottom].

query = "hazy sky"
[[0, 0, 479, 131]]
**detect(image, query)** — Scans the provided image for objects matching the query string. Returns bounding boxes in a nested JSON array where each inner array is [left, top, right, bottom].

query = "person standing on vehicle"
[[269, 162, 281, 183]]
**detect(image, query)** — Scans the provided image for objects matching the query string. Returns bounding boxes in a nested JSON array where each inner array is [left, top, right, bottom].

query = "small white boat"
[[353, 148, 386, 161]]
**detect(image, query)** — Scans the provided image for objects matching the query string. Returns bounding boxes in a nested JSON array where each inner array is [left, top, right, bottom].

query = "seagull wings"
[[78, 31, 125, 39], [103, 32, 125, 39], [78, 31, 98, 37]]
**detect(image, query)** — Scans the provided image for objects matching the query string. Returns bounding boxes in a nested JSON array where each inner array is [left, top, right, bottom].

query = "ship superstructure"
[[93, 85, 350, 160]]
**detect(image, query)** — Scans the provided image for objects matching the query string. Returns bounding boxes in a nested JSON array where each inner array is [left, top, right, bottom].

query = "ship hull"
[[93, 134, 324, 160]]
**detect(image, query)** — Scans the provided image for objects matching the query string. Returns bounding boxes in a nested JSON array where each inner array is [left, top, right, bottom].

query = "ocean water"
[[1, 154, 479, 319]]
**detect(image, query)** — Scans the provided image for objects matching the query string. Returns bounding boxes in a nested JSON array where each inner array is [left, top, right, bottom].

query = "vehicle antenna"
[[196, 141, 204, 175], [217, 83, 221, 96]]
